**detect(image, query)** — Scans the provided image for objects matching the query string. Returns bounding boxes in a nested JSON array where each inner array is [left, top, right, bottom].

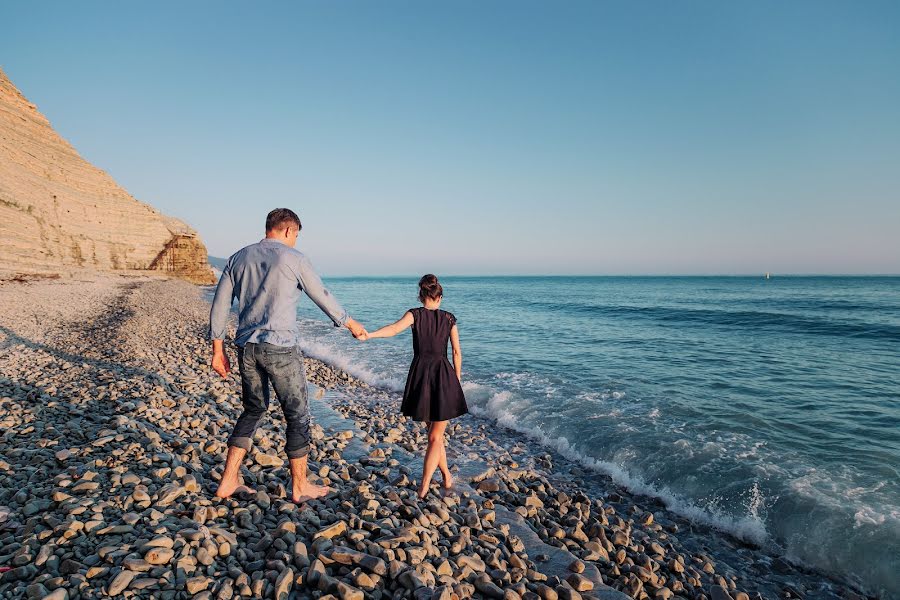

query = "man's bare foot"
[[215, 477, 256, 499], [292, 482, 332, 504]]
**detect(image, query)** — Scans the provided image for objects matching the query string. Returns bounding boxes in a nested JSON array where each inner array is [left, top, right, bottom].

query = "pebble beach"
[[0, 276, 879, 600]]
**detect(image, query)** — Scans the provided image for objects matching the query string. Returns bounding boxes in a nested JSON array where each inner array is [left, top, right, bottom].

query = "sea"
[[228, 275, 899, 597]]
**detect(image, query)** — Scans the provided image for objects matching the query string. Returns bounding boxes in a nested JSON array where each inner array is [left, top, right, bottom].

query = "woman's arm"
[[366, 311, 414, 339], [450, 324, 462, 382]]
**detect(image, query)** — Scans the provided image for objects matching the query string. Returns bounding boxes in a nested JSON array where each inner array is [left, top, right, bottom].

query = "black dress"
[[401, 307, 468, 422]]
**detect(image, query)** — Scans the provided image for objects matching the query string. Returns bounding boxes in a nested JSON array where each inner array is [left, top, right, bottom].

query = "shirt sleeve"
[[208, 261, 235, 340], [295, 256, 349, 328]]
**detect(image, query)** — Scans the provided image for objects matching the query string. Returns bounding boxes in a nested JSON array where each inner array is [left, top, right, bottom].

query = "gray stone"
[[145, 547, 175, 565], [565, 574, 593, 592], [186, 576, 211, 595], [314, 521, 347, 540], [475, 577, 505, 599], [255, 452, 284, 468], [155, 483, 186, 506], [711, 586, 735, 600], [457, 555, 486, 572], [107, 570, 135, 595]]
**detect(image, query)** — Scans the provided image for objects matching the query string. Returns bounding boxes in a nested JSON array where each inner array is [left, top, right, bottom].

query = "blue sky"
[[2, 1, 899, 275]]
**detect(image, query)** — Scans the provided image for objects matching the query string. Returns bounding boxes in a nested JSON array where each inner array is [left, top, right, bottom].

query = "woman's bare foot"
[[292, 482, 333, 504], [441, 472, 453, 490], [417, 483, 433, 500]]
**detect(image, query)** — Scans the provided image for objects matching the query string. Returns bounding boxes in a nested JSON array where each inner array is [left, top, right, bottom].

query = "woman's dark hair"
[[418, 274, 443, 302], [266, 208, 302, 232]]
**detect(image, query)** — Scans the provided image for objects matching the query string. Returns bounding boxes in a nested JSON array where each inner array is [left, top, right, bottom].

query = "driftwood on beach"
[[0, 276, 870, 600]]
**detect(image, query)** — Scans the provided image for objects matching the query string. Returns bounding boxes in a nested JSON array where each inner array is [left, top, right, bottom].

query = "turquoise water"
[[289, 276, 899, 597]]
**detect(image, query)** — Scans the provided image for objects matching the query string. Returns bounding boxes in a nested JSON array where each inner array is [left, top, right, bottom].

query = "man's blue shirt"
[[209, 238, 348, 347]]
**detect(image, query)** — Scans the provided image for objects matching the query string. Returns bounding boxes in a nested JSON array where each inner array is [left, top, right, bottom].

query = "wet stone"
[[711, 586, 735, 600]]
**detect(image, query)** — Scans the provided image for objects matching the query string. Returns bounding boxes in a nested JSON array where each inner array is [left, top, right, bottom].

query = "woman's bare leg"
[[438, 434, 453, 489], [418, 420, 448, 499]]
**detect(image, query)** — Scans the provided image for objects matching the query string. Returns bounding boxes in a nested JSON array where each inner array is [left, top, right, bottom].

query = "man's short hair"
[[266, 208, 302, 232]]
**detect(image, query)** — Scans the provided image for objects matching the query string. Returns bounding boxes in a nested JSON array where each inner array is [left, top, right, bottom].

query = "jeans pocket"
[[263, 343, 294, 355]]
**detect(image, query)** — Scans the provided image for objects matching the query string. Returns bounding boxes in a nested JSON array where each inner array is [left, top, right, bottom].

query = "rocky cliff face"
[[0, 69, 215, 284]]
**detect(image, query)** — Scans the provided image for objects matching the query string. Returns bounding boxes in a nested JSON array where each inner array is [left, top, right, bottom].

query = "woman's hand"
[[346, 317, 368, 340]]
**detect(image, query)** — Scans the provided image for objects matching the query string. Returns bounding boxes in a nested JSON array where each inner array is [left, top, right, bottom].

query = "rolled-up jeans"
[[227, 342, 310, 458]]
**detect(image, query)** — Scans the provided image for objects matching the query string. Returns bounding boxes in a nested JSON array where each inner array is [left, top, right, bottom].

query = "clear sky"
[[2, 1, 899, 275]]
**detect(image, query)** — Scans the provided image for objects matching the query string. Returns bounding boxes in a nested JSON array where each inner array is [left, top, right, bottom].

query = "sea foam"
[[461, 381, 770, 546], [298, 339, 405, 392]]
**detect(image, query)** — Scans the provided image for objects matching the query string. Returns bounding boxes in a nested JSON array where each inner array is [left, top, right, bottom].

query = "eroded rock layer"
[[0, 68, 214, 284]]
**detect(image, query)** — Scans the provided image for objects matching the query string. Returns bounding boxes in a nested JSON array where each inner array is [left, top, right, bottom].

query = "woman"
[[364, 274, 468, 499]]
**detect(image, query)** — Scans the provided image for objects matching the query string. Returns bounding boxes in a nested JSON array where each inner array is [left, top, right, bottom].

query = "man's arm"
[[211, 339, 230, 378], [209, 264, 235, 378], [296, 256, 367, 338]]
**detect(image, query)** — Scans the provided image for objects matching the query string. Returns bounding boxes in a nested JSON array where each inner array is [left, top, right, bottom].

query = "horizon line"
[[205, 257, 900, 278]]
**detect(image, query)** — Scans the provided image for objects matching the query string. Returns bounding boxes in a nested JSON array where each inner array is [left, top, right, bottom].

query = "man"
[[209, 208, 367, 502]]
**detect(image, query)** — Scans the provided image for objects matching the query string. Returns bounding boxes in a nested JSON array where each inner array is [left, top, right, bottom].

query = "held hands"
[[346, 318, 369, 341]]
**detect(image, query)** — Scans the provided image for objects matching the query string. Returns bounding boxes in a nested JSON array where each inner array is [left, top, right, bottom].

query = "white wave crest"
[[299, 340, 404, 392], [467, 386, 770, 546]]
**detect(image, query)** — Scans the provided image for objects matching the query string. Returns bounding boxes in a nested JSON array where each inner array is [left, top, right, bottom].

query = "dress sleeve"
[[447, 312, 457, 327]]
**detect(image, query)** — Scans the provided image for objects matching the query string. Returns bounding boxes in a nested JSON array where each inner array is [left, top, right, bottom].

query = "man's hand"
[[211, 340, 231, 378], [345, 318, 368, 340]]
